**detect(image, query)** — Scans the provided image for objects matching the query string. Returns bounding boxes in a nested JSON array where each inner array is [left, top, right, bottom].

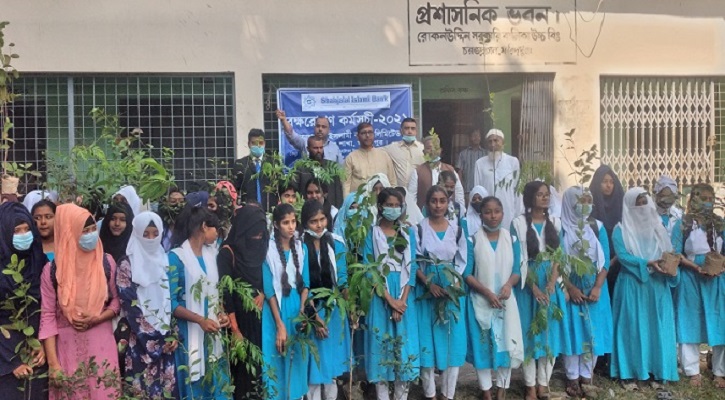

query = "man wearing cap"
[[474, 128, 521, 228]]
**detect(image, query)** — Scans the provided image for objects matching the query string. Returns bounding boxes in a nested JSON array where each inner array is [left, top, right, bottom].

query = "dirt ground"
[[345, 358, 725, 400]]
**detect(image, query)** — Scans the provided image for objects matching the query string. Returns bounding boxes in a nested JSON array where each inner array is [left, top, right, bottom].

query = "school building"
[[3, 0, 725, 191]]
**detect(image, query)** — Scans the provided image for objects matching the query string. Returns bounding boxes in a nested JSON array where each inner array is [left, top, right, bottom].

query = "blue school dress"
[[309, 237, 351, 385], [609, 226, 680, 381], [362, 227, 420, 383], [262, 246, 310, 400]]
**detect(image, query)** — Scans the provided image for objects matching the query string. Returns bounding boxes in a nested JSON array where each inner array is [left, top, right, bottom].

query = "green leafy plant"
[[0, 254, 45, 398], [47, 108, 175, 207], [416, 255, 466, 325], [0, 21, 41, 190]]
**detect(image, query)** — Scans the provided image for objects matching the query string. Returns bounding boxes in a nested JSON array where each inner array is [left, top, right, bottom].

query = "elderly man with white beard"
[[473, 128, 522, 229]]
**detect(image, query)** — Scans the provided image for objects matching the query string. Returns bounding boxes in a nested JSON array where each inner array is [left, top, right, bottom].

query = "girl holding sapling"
[[671, 183, 725, 388]]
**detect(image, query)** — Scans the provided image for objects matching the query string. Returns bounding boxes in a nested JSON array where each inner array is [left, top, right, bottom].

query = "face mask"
[[79, 231, 99, 252], [429, 156, 441, 164], [656, 193, 676, 208], [346, 208, 357, 218], [483, 222, 501, 232], [382, 207, 402, 222], [575, 203, 592, 218], [250, 145, 265, 158], [471, 202, 482, 213], [13, 231, 34, 251], [305, 228, 327, 239], [401, 135, 416, 144]]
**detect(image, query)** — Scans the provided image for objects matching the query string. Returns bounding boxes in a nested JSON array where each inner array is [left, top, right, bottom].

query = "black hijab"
[[222, 204, 269, 292], [589, 164, 625, 233], [0, 202, 46, 375], [99, 202, 134, 263]]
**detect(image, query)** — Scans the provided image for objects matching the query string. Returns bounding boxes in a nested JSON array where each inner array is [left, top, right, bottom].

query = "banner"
[[277, 85, 414, 165]]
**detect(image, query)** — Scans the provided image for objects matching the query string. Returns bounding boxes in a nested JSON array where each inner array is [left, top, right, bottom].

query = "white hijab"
[[126, 211, 171, 333], [364, 174, 392, 222], [114, 185, 143, 216], [23, 189, 59, 212], [619, 187, 673, 261], [561, 187, 605, 272], [466, 185, 489, 237], [364, 173, 391, 197]]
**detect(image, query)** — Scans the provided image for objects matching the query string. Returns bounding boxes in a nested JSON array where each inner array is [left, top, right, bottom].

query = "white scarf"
[[619, 188, 673, 262], [418, 218, 468, 275], [465, 185, 489, 237], [23, 189, 59, 212], [684, 222, 723, 261], [127, 212, 171, 333], [171, 240, 221, 382], [471, 228, 523, 368], [114, 185, 143, 217], [511, 214, 561, 288], [265, 238, 306, 306], [561, 187, 605, 273], [372, 226, 412, 297]]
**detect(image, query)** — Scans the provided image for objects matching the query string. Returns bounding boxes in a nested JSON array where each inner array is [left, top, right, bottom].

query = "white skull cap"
[[486, 128, 505, 138]]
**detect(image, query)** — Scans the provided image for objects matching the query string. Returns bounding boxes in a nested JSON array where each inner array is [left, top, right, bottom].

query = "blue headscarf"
[[334, 193, 363, 237]]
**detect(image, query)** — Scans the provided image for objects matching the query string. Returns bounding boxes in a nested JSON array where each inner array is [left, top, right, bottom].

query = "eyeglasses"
[[358, 130, 374, 136], [535, 193, 551, 198]]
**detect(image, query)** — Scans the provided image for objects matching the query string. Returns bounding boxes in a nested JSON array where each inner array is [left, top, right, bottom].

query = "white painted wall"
[[2, 0, 725, 184]]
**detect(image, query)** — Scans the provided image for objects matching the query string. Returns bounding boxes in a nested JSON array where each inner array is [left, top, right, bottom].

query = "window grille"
[[261, 74, 422, 153], [600, 77, 716, 190], [7, 74, 235, 193]]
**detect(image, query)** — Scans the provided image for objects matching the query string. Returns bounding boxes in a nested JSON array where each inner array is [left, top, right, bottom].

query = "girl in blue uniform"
[[560, 187, 612, 398], [363, 187, 419, 400], [653, 176, 682, 237], [510, 181, 570, 400], [416, 185, 471, 400], [672, 183, 725, 388], [610, 188, 679, 389], [301, 200, 350, 400], [261, 203, 310, 400], [168, 206, 231, 399], [466, 196, 523, 400]]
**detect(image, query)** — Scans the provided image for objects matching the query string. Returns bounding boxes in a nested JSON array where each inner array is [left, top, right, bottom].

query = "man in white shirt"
[[382, 117, 425, 188], [277, 109, 344, 165], [474, 128, 522, 229]]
